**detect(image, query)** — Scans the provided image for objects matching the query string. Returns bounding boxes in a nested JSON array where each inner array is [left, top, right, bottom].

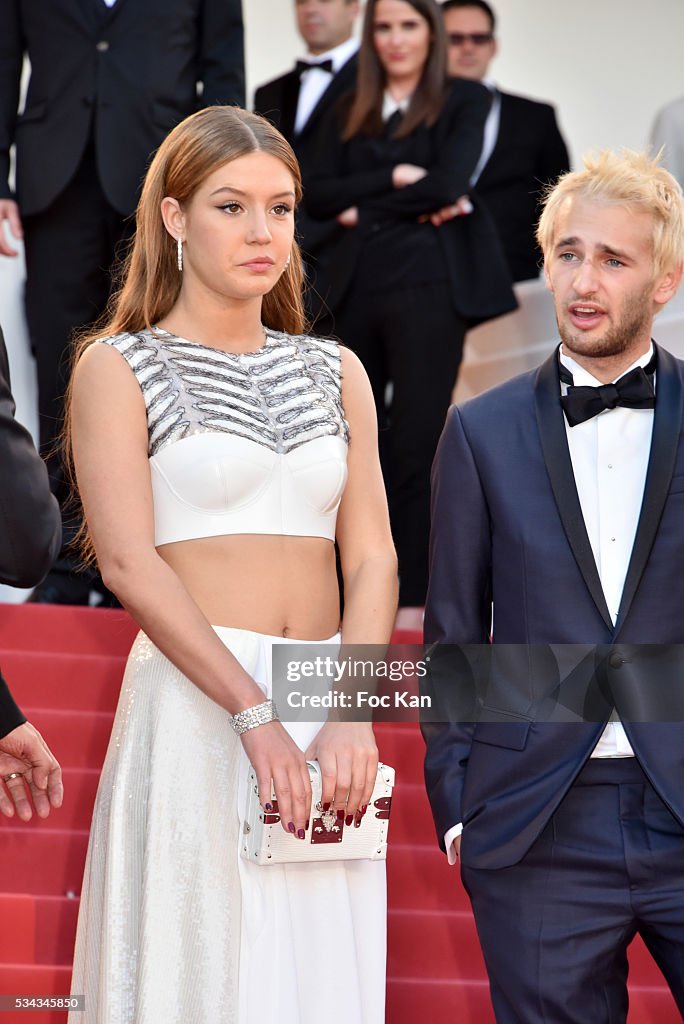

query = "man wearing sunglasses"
[[441, 0, 570, 282]]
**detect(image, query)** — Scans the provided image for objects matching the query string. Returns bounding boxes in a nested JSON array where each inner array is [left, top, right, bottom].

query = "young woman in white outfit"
[[66, 106, 398, 1024]]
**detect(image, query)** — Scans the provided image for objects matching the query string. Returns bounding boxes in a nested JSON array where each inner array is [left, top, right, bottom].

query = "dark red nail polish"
[[288, 821, 296, 833], [305, 820, 310, 829], [337, 809, 345, 821], [345, 814, 353, 826], [265, 802, 273, 812], [323, 802, 331, 812], [297, 828, 306, 839], [361, 804, 368, 814], [354, 816, 362, 828]]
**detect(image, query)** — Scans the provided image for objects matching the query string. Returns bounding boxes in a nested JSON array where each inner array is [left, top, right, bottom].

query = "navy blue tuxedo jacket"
[[423, 344, 684, 869]]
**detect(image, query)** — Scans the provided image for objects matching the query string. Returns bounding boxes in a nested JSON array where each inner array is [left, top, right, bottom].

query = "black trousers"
[[22, 140, 133, 563], [322, 279, 466, 606], [461, 758, 684, 1023]]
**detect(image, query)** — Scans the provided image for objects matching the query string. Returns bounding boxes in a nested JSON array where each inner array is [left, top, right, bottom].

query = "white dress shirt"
[[294, 37, 358, 136], [561, 345, 654, 756], [445, 344, 655, 864]]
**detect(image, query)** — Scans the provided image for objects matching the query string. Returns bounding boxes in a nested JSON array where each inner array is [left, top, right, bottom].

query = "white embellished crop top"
[[98, 328, 350, 546]]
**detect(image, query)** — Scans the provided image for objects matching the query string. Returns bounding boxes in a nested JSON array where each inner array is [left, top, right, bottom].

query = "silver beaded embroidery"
[[98, 327, 350, 457]]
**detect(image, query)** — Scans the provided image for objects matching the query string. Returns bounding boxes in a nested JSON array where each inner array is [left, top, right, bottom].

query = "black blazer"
[[0, 0, 245, 217], [305, 79, 516, 325], [254, 54, 359, 267], [0, 675, 23, 740], [423, 344, 684, 869], [473, 91, 570, 282], [0, 326, 61, 737]]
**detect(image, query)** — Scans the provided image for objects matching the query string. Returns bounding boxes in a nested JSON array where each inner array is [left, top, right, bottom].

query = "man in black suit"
[[0, 0, 244, 603], [423, 149, 684, 1021], [441, 0, 570, 282], [253, 0, 359, 304], [254, 0, 359, 164], [0, 325, 63, 820]]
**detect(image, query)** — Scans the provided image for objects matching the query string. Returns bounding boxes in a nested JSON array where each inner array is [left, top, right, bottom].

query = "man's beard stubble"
[[557, 284, 654, 363]]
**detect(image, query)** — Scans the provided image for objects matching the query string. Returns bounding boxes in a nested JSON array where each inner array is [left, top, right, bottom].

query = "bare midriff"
[[158, 534, 341, 640]]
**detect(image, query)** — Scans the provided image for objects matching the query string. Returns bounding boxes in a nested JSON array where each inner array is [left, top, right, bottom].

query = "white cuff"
[[444, 822, 463, 865]]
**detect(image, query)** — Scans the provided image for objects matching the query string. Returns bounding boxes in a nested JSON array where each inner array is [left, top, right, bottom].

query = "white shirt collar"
[[382, 91, 411, 121], [302, 36, 358, 74]]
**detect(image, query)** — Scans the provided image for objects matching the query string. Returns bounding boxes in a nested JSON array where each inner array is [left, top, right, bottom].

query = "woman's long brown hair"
[[64, 106, 307, 565], [343, 0, 448, 141]]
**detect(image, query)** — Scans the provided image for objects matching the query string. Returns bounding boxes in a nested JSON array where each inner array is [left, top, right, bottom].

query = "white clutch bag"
[[241, 760, 395, 865]]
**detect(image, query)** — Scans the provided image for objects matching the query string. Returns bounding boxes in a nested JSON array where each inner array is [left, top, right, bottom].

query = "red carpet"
[[0, 605, 679, 1023]]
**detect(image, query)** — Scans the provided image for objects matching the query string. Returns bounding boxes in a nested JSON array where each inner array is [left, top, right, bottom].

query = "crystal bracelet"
[[231, 699, 280, 735]]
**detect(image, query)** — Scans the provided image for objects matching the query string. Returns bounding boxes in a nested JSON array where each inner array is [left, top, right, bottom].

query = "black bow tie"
[[559, 351, 657, 427], [295, 59, 334, 76]]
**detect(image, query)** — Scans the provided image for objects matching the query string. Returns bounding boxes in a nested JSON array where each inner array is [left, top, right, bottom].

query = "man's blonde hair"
[[537, 149, 684, 279]]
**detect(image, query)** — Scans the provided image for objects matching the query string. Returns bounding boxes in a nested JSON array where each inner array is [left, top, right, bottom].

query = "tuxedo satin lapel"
[[615, 345, 684, 633], [280, 72, 301, 141], [534, 352, 614, 631]]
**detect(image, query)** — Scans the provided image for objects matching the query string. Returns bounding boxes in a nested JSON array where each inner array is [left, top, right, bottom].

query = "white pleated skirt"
[[69, 626, 387, 1024]]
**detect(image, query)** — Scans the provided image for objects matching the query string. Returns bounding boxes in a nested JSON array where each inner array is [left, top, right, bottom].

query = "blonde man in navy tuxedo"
[[423, 151, 684, 1022]]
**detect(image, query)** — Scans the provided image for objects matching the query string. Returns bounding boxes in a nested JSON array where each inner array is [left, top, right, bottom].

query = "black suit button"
[[96, 40, 110, 52], [609, 653, 624, 669]]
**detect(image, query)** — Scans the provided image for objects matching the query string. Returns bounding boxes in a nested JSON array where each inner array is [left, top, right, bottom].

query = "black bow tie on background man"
[[559, 350, 657, 427], [295, 58, 334, 76]]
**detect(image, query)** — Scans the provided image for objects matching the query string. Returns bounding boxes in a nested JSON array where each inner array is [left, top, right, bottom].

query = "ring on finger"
[[3, 772, 23, 782]]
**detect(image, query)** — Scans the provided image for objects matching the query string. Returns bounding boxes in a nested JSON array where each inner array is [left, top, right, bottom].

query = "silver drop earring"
[[284, 254, 291, 269], [177, 237, 183, 272]]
